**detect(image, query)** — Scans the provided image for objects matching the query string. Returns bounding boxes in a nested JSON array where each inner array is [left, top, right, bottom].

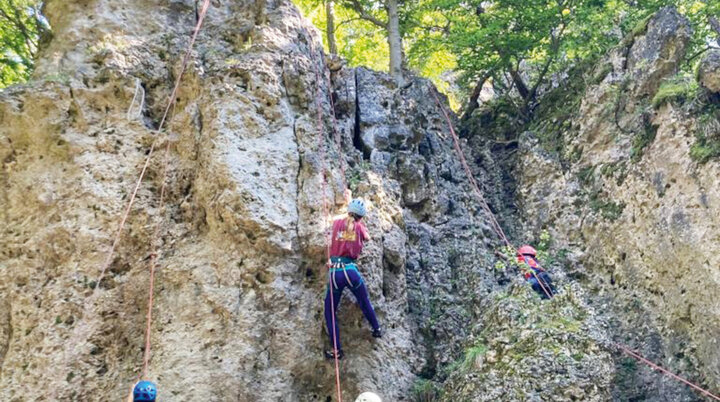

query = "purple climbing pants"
[[324, 260, 379, 351]]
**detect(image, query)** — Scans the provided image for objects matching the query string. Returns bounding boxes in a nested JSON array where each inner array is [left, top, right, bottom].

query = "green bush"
[[411, 379, 441, 402], [462, 344, 488, 370], [651, 76, 699, 109], [630, 121, 658, 162], [690, 108, 720, 163]]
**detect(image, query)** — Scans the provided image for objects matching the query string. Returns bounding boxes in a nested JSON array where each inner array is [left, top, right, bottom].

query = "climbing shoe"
[[324, 349, 344, 360], [372, 328, 383, 338]]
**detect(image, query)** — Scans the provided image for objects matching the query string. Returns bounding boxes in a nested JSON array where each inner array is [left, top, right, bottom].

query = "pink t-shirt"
[[329, 218, 369, 260]]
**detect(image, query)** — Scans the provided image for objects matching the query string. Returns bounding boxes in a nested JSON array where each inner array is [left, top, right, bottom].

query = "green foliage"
[[347, 160, 370, 191], [293, 0, 462, 107], [494, 245, 519, 272], [410, 378, 441, 402], [689, 105, 720, 163], [461, 343, 488, 370], [588, 191, 626, 220], [600, 161, 628, 186], [0, 0, 48, 88], [630, 120, 658, 162], [434, 0, 652, 108], [576, 165, 595, 186], [651, 75, 699, 109], [676, 0, 720, 73], [296, 0, 390, 71]]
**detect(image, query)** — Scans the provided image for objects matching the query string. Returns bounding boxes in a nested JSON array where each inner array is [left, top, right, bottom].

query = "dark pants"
[[528, 271, 555, 299], [324, 260, 379, 351]]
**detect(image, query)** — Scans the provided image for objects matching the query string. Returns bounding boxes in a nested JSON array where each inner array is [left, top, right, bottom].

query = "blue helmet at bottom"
[[134, 380, 157, 401]]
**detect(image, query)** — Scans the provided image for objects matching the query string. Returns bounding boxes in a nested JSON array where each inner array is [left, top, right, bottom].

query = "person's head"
[[347, 198, 367, 221], [133, 381, 157, 402], [355, 392, 382, 402], [517, 245, 537, 258]]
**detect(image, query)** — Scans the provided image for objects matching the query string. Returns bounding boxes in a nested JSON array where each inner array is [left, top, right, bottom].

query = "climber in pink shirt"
[[324, 199, 382, 360]]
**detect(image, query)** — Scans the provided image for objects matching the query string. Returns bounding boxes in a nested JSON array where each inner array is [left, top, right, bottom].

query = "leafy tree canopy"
[[295, 0, 720, 114], [0, 0, 48, 88]]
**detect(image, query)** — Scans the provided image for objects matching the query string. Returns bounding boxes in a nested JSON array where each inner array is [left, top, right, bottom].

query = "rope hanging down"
[[323, 66, 348, 193], [310, 44, 344, 402], [93, 0, 211, 301], [429, 88, 719, 401], [429, 89, 554, 299], [136, 0, 212, 386]]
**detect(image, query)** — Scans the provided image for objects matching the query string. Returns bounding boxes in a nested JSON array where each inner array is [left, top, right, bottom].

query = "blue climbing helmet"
[[348, 198, 367, 217], [133, 380, 157, 402]]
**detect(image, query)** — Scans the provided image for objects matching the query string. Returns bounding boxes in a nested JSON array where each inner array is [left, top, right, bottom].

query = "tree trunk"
[[462, 72, 492, 120], [508, 68, 530, 101], [385, 0, 404, 86], [326, 0, 338, 55]]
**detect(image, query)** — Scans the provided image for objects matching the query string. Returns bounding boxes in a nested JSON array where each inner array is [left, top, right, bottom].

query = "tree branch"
[[335, 17, 365, 30], [686, 45, 720, 66], [526, 22, 567, 104], [1, 1, 37, 50], [342, 0, 387, 28], [462, 70, 493, 120]]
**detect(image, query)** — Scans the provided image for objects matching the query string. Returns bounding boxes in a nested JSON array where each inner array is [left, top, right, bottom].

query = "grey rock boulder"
[[698, 49, 720, 94]]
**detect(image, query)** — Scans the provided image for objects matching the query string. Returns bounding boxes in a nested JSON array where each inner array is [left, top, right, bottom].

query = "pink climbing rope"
[[140, 0, 212, 380], [429, 89, 554, 299], [430, 87, 720, 400], [137, 0, 212, 382], [93, 0, 211, 300], [617, 344, 720, 401], [323, 67, 348, 193], [310, 44, 344, 402]]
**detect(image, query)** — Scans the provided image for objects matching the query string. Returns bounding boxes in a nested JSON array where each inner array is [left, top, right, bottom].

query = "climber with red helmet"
[[324, 198, 382, 360], [517, 245, 555, 299]]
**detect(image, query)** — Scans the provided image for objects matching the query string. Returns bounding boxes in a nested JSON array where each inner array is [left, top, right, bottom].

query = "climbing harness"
[[330, 257, 358, 289], [309, 41, 344, 402], [520, 255, 554, 298], [429, 87, 720, 401]]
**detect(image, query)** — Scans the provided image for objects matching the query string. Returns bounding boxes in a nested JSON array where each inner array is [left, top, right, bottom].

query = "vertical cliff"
[[0, 0, 504, 400]]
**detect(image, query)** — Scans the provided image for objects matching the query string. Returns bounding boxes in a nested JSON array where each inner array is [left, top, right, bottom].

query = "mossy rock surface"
[[440, 283, 614, 401]]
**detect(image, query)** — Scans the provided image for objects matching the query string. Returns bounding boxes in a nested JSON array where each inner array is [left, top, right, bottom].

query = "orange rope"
[[323, 67, 348, 192], [429, 89, 554, 299], [140, 0, 211, 379], [617, 344, 720, 401], [309, 44, 343, 402], [93, 0, 211, 300], [117, 2, 212, 400]]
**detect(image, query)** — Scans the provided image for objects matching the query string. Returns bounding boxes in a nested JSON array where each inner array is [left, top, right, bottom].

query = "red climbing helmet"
[[517, 245, 537, 256]]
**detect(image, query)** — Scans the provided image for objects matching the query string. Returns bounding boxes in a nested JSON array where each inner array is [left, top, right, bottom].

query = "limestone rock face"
[[698, 50, 720, 94], [0, 0, 502, 401], [626, 7, 692, 97], [441, 282, 614, 402], [511, 6, 720, 400]]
